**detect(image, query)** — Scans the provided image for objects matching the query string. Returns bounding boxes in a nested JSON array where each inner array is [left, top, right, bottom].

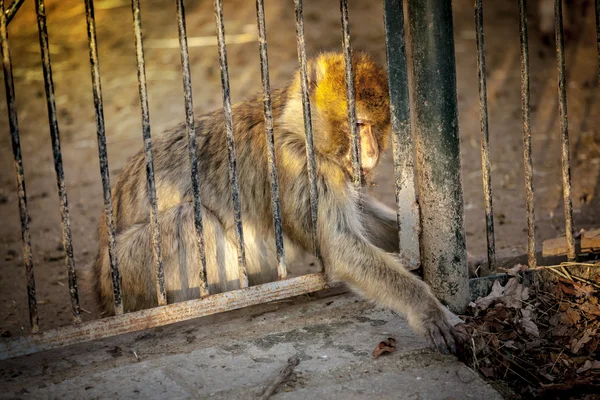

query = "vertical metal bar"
[[555, 0, 575, 260], [518, 0, 536, 269], [0, 0, 38, 332], [474, 0, 496, 271], [213, 0, 248, 287], [175, 0, 209, 297], [131, 0, 167, 305], [256, 0, 286, 280], [339, 0, 361, 191], [5, 0, 24, 24], [406, 0, 469, 313], [596, 0, 600, 83], [382, 0, 421, 269], [84, 0, 123, 314], [35, 0, 81, 322], [293, 0, 321, 270]]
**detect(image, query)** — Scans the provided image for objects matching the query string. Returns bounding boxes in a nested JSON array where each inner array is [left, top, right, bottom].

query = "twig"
[[523, 262, 600, 289], [258, 355, 300, 399]]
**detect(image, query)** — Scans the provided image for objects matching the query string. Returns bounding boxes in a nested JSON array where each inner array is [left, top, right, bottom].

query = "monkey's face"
[[340, 119, 386, 179], [307, 52, 391, 181]]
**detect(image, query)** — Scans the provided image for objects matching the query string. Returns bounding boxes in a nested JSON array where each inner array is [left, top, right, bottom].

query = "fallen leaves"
[[459, 274, 600, 398], [372, 337, 396, 359]]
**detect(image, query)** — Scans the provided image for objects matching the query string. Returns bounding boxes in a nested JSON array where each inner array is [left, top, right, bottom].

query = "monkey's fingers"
[[425, 324, 451, 355], [437, 320, 458, 355]]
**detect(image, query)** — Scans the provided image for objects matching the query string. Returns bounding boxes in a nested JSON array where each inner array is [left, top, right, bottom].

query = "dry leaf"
[[576, 359, 600, 374], [473, 278, 528, 312], [505, 264, 526, 276], [565, 308, 581, 325], [570, 328, 596, 354], [573, 283, 595, 298], [373, 337, 396, 359]]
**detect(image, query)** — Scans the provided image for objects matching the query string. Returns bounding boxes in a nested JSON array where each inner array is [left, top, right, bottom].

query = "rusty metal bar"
[[518, 0, 536, 268], [175, 0, 209, 297], [5, 0, 24, 24], [0, 0, 38, 332], [213, 0, 248, 287], [256, 0, 287, 280], [555, 0, 575, 261], [406, 0, 469, 314], [382, 0, 421, 268], [35, 0, 81, 322], [340, 0, 361, 191], [293, 0, 321, 270], [596, 0, 600, 82], [84, 0, 123, 314], [0, 273, 331, 361], [474, 0, 496, 271], [131, 0, 167, 305]]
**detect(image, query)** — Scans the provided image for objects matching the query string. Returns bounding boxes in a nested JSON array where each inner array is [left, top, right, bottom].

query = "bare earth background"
[[0, 0, 598, 336]]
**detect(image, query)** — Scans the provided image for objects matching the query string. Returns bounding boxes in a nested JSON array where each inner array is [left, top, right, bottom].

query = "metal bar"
[[131, 0, 167, 305], [175, 0, 209, 297], [596, 0, 600, 83], [0, 273, 331, 361], [0, 0, 38, 332], [382, 0, 421, 269], [84, 0, 123, 314], [406, 0, 469, 314], [555, 0, 575, 260], [474, 0, 496, 271], [518, 0, 536, 269], [213, 0, 248, 287], [35, 0, 81, 323], [339, 0, 361, 191], [5, 0, 24, 24], [293, 0, 321, 270], [255, 0, 286, 280]]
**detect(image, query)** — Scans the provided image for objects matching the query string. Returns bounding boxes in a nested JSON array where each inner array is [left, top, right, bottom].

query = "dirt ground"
[[0, 0, 598, 336]]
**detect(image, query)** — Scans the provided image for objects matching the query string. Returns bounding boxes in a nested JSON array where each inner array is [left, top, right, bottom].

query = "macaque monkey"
[[87, 52, 459, 354]]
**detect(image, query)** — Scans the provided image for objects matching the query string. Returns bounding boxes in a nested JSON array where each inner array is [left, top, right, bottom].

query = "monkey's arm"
[[360, 196, 399, 253], [317, 191, 457, 354]]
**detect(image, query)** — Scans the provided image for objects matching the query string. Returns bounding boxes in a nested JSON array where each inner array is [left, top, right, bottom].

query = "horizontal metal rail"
[[0, 273, 331, 361]]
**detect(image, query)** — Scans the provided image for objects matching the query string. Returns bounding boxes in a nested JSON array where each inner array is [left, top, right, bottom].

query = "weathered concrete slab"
[[0, 289, 501, 399]]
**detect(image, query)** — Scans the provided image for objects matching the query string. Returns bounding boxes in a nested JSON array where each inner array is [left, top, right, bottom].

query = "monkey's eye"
[[356, 119, 366, 127]]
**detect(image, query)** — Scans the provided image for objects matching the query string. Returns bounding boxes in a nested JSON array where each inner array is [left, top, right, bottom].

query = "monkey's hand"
[[406, 291, 461, 355]]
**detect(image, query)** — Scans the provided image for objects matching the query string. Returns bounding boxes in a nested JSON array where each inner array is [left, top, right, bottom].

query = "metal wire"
[[131, 0, 167, 305], [475, 0, 496, 271], [5, 0, 24, 24], [35, 0, 81, 322], [256, 0, 287, 280], [213, 0, 249, 287], [518, 0, 537, 268], [0, 0, 38, 332], [85, 0, 123, 314], [293, 0, 321, 270], [339, 0, 361, 192], [554, 0, 575, 261], [175, 0, 209, 297]]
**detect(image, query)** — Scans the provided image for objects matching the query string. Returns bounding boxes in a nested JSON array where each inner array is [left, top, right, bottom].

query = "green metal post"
[[406, 0, 469, 313]]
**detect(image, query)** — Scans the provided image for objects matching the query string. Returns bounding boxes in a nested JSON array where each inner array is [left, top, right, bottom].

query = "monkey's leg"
[[94, 203, 277, 313], [361, 196, 399, 253]]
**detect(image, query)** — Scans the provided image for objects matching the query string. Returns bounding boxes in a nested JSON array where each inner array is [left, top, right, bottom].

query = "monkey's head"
[[285, 52, 391, 181]]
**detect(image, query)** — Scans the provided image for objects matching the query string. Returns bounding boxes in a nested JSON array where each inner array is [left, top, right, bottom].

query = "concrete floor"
[[0, 289, 501, 399]]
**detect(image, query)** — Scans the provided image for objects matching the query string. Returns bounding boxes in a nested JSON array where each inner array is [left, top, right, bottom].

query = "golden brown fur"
[[87, 52, 459, 354]]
